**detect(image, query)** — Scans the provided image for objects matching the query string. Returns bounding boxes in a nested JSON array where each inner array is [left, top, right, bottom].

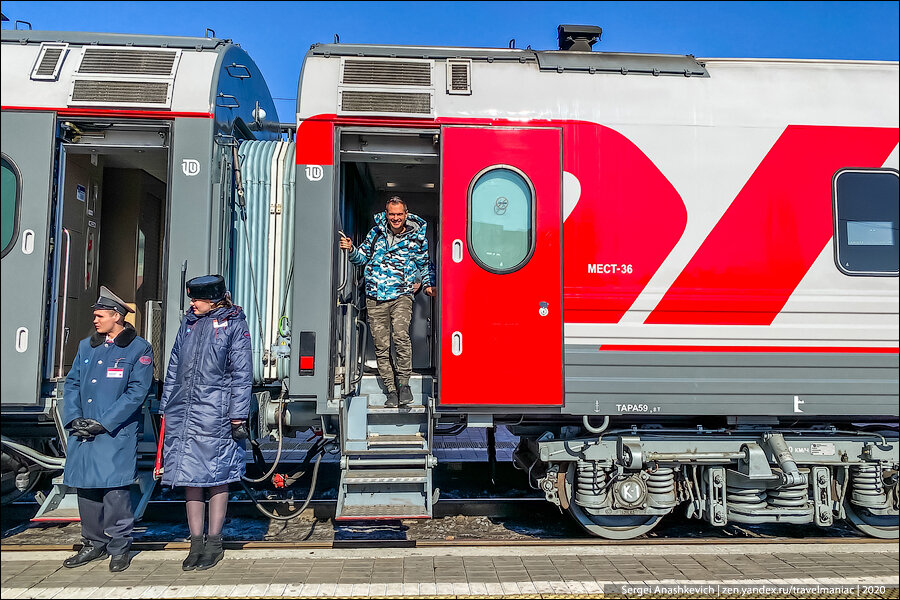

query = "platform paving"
[[2, 542, 898, 598]]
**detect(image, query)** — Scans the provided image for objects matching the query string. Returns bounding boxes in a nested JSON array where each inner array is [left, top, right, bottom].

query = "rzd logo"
[[181, 159, 201, 177], [306, 165, 324, 182]]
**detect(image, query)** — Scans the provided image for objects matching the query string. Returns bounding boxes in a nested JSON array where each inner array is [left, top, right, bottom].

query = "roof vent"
[[30, 43, 68, 81], [557, 24, 602, 52]]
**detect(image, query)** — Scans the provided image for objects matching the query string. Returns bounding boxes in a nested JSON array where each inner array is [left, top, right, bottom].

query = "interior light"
[[386, 182, 397, 188], [423, 183, 435, 189]]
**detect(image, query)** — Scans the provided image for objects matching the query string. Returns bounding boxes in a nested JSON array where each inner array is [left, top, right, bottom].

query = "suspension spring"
[[574, 461, 609, 508], [767, 481, 808, 508], [850, 463, 887, 507], [727, 486, 768, 511], [647, 467, 677, 508]]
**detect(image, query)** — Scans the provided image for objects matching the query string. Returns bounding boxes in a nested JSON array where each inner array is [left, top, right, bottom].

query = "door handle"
[[452, 239, 463, 263], [451, 331, 463, 356]]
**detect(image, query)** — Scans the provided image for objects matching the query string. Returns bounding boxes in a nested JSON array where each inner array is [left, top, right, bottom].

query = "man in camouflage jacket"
[[340, 196, 436, 407]]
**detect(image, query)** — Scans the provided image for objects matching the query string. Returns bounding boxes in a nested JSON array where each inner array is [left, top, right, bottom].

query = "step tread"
[[336, 504, 430, 520], [343, 468, 428, 483], [367, 434, 424, 445], [31, 508, 80, 522]]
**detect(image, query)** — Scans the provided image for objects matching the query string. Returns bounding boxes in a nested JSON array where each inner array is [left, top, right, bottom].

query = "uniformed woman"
[[158, 274, 252, 571], [62, 286, 154, 573]]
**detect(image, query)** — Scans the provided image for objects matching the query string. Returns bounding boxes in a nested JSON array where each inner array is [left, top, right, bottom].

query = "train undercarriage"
[[511, 425, 899, 539]]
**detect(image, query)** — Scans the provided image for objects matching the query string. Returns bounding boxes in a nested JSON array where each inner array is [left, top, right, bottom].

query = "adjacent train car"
[[0, 29, 282, 514], [288, 26, 898, 536], [1, 25, 897, 539]]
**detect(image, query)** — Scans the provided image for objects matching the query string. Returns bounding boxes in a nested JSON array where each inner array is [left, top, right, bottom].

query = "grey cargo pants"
[[365, 295, 413, 393]]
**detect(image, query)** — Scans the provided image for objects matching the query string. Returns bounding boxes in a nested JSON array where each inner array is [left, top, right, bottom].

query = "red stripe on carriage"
[[647, 125, 899, 326]]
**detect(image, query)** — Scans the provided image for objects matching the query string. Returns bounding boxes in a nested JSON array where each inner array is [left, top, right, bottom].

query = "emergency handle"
[[451, 331, 463, 356]]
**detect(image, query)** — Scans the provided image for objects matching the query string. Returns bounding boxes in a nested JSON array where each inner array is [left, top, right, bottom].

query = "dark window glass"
[[1, 156, 20, 257], [833, 169, 899, 276]]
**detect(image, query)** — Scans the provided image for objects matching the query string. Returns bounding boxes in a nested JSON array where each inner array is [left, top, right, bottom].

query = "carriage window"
[[833, 168, 899, 276], [468, 166, 534, 273], [1, 156, 20, 258]]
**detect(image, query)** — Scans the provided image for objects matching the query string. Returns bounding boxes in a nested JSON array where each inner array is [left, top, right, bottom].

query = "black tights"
[[184, 484, 229, 537]]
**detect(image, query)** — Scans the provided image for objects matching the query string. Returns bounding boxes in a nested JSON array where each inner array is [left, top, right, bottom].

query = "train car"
[[0, 28, 282, 517], [2, 24, 897, 540], [286, 26, 899, 537]]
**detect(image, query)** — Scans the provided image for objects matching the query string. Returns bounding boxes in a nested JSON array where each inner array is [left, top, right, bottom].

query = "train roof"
[[307, 42, 710, 78], [1, 29, 232, 51]]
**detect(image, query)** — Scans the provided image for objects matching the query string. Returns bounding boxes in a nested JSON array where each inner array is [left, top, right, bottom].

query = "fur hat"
[[186, 274, 226, 301]]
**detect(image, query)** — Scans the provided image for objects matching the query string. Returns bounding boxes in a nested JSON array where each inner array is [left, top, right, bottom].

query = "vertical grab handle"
[[56, 228, 72, 379], [179, 260, 188, 311]]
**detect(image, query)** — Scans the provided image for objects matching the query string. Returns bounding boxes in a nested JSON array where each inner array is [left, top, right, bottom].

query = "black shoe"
[[398, 384, 413, 406], [182, 535, 205, 571], [109, 552, 132, 572], [195, 534, 224, 570], [63, 543, 108, 568], [384, 390, 399, 408]]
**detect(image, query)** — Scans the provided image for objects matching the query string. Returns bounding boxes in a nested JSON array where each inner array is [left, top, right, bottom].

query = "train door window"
[[833, 168, 899, 276], [1, 156, 21, 257], [468, 166, 535, 273]]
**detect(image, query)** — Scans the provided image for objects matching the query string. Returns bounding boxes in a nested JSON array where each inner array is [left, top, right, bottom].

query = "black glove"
[[68, 418, 93, 440], [231, 421, 249, 440], [79, 418, 107, 435]]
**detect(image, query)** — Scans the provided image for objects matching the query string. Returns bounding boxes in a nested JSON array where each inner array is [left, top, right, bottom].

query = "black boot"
[[398, 384, 413, 406], [63, 541, 108, 568], [195, 533, 224, 570], [384, 390, 399, 408], [182, 535, 205, 571], [109, 552, 132, 572]]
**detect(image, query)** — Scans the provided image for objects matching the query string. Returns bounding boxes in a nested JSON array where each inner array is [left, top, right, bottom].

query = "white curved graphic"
[[562, 171, 581, 222]]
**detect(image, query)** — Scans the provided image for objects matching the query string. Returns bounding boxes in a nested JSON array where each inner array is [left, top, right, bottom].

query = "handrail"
[[351, 316, 368, 388], [56, 228, 71, 379]]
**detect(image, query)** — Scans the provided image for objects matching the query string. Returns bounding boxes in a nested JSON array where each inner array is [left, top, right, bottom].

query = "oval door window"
[[468, 166, 535, 273]]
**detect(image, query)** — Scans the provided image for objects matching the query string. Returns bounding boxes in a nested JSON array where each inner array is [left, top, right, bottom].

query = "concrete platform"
[[2, 542, 897, 598]]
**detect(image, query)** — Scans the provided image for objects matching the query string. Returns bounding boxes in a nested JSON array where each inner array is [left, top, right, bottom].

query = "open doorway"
[[336, 129, 440, 390], [52, 126, 168, 380]]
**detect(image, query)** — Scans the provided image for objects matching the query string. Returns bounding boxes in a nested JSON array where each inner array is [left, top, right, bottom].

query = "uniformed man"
[[61, 286, 154, 573]]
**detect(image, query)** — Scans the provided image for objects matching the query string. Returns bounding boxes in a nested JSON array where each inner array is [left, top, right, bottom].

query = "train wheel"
[[563, 463, 662, 539], [566, 501, 663, 539], [843, 502, 899, 539]]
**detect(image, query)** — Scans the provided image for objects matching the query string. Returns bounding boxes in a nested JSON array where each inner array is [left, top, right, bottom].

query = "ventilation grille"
[[342, 59, 431, 86], [30, 43, 68, 81], [70, 80, 170, 105], [340, 90, 432, 115], [447, 59, 472, 95], [78, 48, 178, 76]]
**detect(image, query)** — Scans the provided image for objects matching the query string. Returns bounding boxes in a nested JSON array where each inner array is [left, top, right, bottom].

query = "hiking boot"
[[63, 542, 108, 568], [195, 533, 224, 570], [182, 535, 205, 571], [398, 384, 413, 406], [384, 390, 399, 408]]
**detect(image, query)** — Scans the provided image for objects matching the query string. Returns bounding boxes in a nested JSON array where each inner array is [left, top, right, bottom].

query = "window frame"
[[832, 167, 899, 277], [466, 164, 537, 275], [1, 154, 22, 259]]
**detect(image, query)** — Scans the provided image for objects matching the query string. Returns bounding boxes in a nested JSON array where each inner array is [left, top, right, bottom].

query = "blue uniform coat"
[[159, 305, 252, 487], [62, 325, 154, 489]]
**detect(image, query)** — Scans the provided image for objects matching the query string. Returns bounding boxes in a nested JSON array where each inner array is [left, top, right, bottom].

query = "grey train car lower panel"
[[562, 345, 900, 417], [1, 111, 56, 409]]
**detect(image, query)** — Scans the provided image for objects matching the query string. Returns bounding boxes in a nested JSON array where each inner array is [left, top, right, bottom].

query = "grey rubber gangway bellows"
[[336, 375, 437, 519]]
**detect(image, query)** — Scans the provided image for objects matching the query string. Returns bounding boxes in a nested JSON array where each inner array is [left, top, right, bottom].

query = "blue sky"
[[3, 1, 898, 120]]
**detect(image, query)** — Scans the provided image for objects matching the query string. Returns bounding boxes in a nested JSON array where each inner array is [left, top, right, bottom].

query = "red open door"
[[439, 126, 562, 406]]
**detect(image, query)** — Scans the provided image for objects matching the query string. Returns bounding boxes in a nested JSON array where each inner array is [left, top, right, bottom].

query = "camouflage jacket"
[[349, 212, 436, 301]]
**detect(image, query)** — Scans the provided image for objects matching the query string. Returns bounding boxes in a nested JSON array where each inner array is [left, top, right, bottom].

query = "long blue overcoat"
[[62, 325, 154, 489], [159, 304, 252, 487]]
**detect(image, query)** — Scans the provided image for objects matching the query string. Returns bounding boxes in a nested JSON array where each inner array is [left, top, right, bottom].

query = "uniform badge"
[[213, 319, 228, 329], [139, 356, 152, 365], [107, 368, 124, 378]]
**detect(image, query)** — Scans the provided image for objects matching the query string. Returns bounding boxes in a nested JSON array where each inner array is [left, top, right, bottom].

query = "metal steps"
[[335, 375, 436, 520]]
